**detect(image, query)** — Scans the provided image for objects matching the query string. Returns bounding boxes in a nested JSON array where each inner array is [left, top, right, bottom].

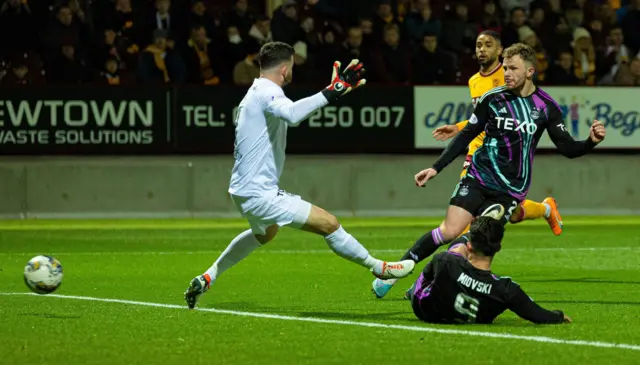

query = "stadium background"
[[0, 0, 638, 218]]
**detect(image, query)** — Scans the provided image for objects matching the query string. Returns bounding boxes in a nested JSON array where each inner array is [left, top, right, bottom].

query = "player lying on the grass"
[[374, 42, 606, 300], [409, 209, 572, 324], [432, 31, 563, 238], [184, 42, 415, 309]]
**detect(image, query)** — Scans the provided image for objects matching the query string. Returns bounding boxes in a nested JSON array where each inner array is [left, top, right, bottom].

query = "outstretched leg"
[[372, 205, 474, 299], [302, 205, 415, 279], [185, 225, 278, 309]]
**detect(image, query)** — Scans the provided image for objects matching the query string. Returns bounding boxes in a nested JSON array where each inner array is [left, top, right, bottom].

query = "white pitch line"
[[0, 247, 639, 257], [1, 292, 639, 352]]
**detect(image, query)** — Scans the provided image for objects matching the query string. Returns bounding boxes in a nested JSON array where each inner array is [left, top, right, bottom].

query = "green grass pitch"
[[1, 217, 639, 364]]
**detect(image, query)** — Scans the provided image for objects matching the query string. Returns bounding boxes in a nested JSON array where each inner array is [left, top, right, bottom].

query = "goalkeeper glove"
[[321, 59, 367, 103]]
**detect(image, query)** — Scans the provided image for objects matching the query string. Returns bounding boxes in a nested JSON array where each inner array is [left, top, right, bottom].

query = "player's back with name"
[[413, 252, 565, 324], [414, 252, 516, 324]]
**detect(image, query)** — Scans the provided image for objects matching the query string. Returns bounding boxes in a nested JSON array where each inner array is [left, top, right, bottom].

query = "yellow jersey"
[[456, 63, 505, 158]]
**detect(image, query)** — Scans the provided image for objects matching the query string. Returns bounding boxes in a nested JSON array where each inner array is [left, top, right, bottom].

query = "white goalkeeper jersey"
[[228, 78, 328, 197]]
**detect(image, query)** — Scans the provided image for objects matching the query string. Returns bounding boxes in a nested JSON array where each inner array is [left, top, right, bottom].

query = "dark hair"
[[469, 216, 504, 257], [478, 30, 501, 45], [258, 41, 295, 70]]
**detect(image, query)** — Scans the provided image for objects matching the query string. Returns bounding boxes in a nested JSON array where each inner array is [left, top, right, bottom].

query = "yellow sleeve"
[[456, 120, 468, 131]]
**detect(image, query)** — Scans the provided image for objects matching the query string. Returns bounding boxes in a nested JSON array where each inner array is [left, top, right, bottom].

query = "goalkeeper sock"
[[205, 229, 261, 280], [401, 227, 450, 263], [522, 200, 549, 220], [325, 226, 380, 269]]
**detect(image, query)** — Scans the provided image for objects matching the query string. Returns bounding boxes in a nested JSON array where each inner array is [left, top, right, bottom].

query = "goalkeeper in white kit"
[[184, 41, 415, 309]]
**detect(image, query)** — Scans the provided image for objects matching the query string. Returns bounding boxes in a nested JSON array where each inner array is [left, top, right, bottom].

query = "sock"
[[400, 227, 450, 263], [324, 226, 381, 269], [522, 200, 548, 220], [205, 229, 262, 280]]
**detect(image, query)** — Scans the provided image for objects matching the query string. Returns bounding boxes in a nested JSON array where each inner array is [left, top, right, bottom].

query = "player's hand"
[[321, 59, 366, 102], [563, 314, 572, 323], [589, 120, 606, 143], [432, 125, 460, 141], [415, 168, 438, 187]]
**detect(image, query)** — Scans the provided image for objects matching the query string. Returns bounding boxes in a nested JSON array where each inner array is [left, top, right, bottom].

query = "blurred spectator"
[[547, 50, 580, 84], [358, 17, 375, 48], [292, 41, 316, 84], [300, 15, 318, 48], [315, 28, 342, 72], [564, 5, 585, 32], [188, 0, 219, 42], [501, 7, 526, 48], [440, 3, 477, 55], [620, 0, 640, 55], [103, 0, 141, 57], [249, 15, 273, 45], [339, 26, 373, 65], [138, 28, 185, 84], [479, 0, 503, 33], [598, 26, 631, 84], [97, 56, 123, 85], [587, 19, 606, 53], [222, 26, 247, 80], [41, 6, 88, 61], [92, 27, 138, 73], [614, 57, 640, 85], [272, 0, 302, 45], [233, 39, 260, 86], [224, 0, 255, 38], [47, 44, 91, 84], [500, 0, 534, 14], [141, 0, 182, 49], [404, 2, 442, 46], [373, 24, 412, 84], [0, 0, 37, 60], [597, 3, 619, 33], [372, 0, 402, 45], [528, 7, 550, 48], [518, 26, 549, 82], [572, 27, 597, 85], [412, 32, 456, 84], [183, 25, 223, 85]]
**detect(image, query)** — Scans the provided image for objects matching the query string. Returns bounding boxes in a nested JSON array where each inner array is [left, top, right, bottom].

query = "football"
[[23, 255, 64, 294]]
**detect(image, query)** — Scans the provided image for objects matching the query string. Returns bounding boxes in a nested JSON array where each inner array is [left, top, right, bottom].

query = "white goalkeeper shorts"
[[230, 189, 313, 236]]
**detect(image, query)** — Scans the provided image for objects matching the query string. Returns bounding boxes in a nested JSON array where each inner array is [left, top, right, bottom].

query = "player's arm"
[[456, 120, 468, 131], [431, 96, 490, 173], [265, 59, 366, 126], [507, 284, 568, 324], [265, 90, 329, 126], [546, 107, 604, 158]]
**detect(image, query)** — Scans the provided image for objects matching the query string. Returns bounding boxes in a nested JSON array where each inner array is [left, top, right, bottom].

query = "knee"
[[509, 205, 524, 224], [439, 221, 465, 241], [323, 214, 341, 235], [255, 225, 278, 244]]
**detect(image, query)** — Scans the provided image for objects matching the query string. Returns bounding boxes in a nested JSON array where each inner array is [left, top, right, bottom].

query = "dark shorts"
[[449, 176, 521, 225]]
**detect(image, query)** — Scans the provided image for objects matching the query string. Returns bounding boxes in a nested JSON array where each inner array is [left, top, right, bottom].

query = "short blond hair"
[[502, 43, 537, 68]]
